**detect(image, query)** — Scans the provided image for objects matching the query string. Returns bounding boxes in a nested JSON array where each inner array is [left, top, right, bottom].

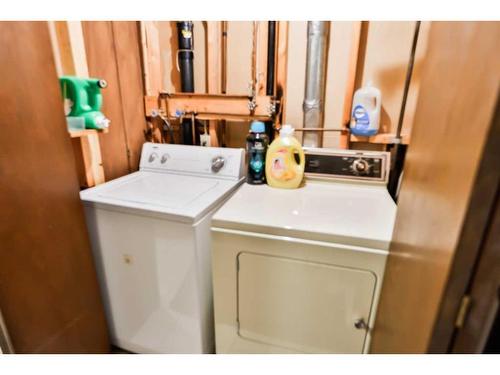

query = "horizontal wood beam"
[[145, 93, 276, 120]]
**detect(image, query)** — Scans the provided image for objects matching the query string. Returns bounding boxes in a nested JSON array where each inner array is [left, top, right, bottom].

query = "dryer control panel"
[[304, 148, 390, 184]]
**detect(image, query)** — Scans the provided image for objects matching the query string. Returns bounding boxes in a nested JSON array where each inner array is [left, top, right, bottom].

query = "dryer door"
[[237, 252, 376, 353]]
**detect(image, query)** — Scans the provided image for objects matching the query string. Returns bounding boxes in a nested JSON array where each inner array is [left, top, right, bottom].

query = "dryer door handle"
[[354, 318, 368, 330]]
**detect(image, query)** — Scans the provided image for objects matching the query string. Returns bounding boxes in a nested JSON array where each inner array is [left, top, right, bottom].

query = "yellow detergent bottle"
[[265, 125, 305, 189]]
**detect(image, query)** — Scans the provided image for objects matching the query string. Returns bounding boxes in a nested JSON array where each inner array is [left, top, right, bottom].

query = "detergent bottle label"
[[270, 148, 296, 181], [249, 143, 265, 173], [352, 105, 370, 130]]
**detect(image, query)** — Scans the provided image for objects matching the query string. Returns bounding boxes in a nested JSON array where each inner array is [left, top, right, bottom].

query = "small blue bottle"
[[246, 121, 269, 184]]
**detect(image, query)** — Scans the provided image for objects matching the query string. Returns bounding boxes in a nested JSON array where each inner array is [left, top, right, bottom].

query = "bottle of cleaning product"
[[265, 125, 305, 189], [246, 121, 269, 184], [59, 76, 110, 130], [350, 82, 381, 136]]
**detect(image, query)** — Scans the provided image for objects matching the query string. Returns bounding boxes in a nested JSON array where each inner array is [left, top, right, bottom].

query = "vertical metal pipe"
[[302, 21, 330, 147], [221, 21, 228, 147], [266, 21, 277, 142], [388, 21, 422, 202], [266, 21, 277, 96], [176, 21, 195, 144], [176, 21, 195, 92]]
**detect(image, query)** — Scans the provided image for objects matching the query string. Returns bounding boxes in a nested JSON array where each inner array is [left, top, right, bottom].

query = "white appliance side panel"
[[84, 206, 205, 353], [237, 252, 375, 353], [193, 212, 217, 354]]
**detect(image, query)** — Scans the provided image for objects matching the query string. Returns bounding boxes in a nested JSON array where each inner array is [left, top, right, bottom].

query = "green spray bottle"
[[59, 76, 110, 130]]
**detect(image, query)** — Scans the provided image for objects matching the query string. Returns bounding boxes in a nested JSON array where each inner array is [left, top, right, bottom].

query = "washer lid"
[[98, 173, 219, 209], [212, 181, 397, 250], [81, 171, 242, 222]]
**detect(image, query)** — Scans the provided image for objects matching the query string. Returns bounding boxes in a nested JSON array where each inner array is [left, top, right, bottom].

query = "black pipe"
[[265, 21, 277, 142], [266, 21, 276, 96], [177, 21, 195, 92], [388, 21, 421, 202], [396, 21, 421, 140], [176, 21, 195, 144]]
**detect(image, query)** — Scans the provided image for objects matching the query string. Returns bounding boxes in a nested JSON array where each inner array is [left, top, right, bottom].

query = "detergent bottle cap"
[[250, 121, 266, 133], [280, 124, 295, 137]]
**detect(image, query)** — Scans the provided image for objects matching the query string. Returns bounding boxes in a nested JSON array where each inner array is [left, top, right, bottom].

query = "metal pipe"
[[221, 21, 228, 147], [395, 21, 421, 141], [221, 21, 228, 95], [176, 21, 195, 145], [266, 21, 277, 142], [266, 21, 277, 96], [176, 21, 195, 92], [388, 21, 422, 202], [302, 21, 330, 147]]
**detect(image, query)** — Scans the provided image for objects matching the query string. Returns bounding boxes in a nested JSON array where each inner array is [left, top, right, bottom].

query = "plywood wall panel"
[[82, 21, 130, 180], [224, 21, 254, 147], [83, 21, 146, 179], [323, 21, 356, 148], [111, 21, 147, 171], [284, 21, 307, 143], [359, 21, 430, 137]]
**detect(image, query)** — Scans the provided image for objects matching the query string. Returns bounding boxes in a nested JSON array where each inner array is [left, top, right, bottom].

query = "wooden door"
[[370, 22, 500, 353], [429, 97, 499, 353], [451, 190, 500, 353], [0, 22, 109, 353]]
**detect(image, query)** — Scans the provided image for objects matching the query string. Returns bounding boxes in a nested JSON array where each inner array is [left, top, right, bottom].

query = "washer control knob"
[[211, 156, 225, 173], [352, 158, 369, 175], [160, 153, 169, 164], [148, 152, 158, 163]]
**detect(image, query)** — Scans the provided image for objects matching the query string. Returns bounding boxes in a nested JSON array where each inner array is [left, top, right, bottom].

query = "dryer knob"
[[211, 156, 225, 173], [160, 153, 169, 164]]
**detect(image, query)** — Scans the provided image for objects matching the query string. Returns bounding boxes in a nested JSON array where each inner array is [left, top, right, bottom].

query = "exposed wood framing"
[[294, 128, 347, 133], [146, 93, 275, 122], [49, 21, 89, 77], [112, 22, 148, 170], [339, 21, 365, 149], [350, 132, 411, 144], [256, 21, 269, 96], [275, 21, 289, 128], [205, 21, 222, 146], [48, 21, 108, 186], [70, 130, 105, 187], [140, 21, 162, 97]]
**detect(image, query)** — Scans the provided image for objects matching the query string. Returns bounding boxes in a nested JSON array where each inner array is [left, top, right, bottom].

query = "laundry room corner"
[[1, 3, 499, 373]]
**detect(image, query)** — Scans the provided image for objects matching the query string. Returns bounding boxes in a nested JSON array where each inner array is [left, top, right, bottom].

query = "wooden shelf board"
[[350, 132, 410, 145], [69, 128, 109, 138]]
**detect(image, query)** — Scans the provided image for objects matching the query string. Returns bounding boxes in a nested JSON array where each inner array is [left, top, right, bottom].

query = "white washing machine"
[[211, 148, 397, 354], [81, 143, 244, 353]]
